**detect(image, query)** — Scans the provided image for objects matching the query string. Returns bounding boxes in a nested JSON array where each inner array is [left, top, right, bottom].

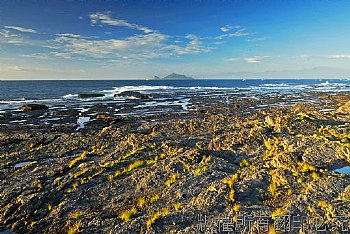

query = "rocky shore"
[[1, 92, 350, 233]]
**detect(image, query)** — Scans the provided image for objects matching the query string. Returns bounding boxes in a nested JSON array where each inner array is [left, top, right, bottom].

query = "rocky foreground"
[[1, 92, 350, 233]]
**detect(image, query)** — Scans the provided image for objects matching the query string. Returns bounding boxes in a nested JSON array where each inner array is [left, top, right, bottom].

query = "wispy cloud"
[[56, 33, 81, 38], [0, 26, 40, 46], [0, 64, 55, 77], [216, 27, 249, 39], [89, 12, 153, 33], [0, 65, 24, 72], [246, 37, 267, 42], [166, 34, 213, 55], [13, 12, 249, 64], [327, 54, 350, 59], [0, 29, 13, 38], [244, 57, 263, 63], [220, 25, 241, 32], [4, 26, 37, 33], [46, 32, 212, 61], [0, 29, 27, 45], [226, 56, 269, 63], [299, 54, 312, 58]]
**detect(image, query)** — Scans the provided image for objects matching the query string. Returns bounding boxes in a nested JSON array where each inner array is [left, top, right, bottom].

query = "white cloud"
[[0, 29, 13, 38], [9, 12, 246, 64], [39, 30, 212, 61], [4, 26, 37, 33], [327, 54, 350, 59], [244, 57, 262, 63], [56, 33, 81, 38], [220, 26, 231, 32], [0, 27, 40, 45], [53, 33, 165, 59], [246, 37, 267, 42], [22, 53, 50, 59], [0, 64, 54, 78], [299, 54, 312, 58], [220, 25, 241, 32], [6, 40, 25, 45], [0, 65, 24, 72], [0, 29, 27, 45], [225, 57, 241, 62], [226, 56, 269, 64], [216, 27, 249, 39], [166, 34, 213, 55], [89, 12, 153, 33]]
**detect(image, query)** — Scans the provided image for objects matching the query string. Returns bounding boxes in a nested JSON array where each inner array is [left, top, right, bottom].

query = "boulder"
[[78, 93, 105, 98], [96, 114, 119, 123], [115, 91, 149, 99], [21, 104, 48, 111], [56, 109, 80, 117]]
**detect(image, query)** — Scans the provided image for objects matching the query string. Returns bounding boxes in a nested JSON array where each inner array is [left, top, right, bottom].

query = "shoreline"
[[1, 91, 350, 233]]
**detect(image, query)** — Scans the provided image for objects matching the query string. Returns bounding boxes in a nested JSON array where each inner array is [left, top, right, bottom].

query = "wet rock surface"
[[20, 104, 48, 111], [78, 94, 105, 99], [115, 91, 150, 99], [1, 92, 350, 233]]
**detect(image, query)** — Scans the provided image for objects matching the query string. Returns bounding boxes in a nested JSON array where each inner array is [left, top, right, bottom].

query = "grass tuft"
[[68, 151, 87, 168], [119, 207, 137, 222]]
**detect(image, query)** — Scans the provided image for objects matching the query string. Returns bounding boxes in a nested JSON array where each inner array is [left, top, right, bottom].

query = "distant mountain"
[[203, 66, 350, 79], [153, 73, 194, 80]]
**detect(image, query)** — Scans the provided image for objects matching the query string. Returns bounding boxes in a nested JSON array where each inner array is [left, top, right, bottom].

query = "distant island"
[[153, 73, 194, 80]]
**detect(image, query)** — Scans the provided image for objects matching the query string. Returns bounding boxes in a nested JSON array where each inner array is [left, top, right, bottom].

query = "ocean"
[[0, 79, 350, 117]]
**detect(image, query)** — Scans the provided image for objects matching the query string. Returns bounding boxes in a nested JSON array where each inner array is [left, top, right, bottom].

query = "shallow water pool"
[[334, 166, 350, 174]]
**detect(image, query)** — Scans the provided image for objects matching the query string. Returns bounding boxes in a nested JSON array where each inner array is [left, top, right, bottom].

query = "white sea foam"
[[2, 80, 350, 116], [108, 85, 173, 93], [0, 98, 59, 104], [316, 81, 347, 87], [62, 94, 78, 99], [134, 98, 190, 111], [258, 84, 311, 90], [260, 83, 289, 87], [188, 86, 235, 90]]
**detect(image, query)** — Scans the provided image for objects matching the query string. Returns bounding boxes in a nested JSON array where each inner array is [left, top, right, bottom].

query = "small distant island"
[[153, 73, 194, 80]]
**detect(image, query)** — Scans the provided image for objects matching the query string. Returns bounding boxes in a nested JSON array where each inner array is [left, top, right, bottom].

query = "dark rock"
[[84, 119, 109, 129], [78, 93, 105, 98], [20, 104, 48, 111], [136, 128, 152, 135], [89, 104, 109, 113], [0, 229, 16, 234], [56, 109, 80, 117], [115, 91, 150, 99], [2, 111, 13, 117]]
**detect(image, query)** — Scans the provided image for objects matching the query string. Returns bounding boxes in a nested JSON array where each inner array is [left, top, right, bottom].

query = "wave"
[[62, 93, 114, 100], [62, 94, 79, 99], [188, 86, 237, 90], [316, 81, 348, 87], [0, 98, 61, 104], [108, 85, 174, 93], [260, 83, 289, 87]]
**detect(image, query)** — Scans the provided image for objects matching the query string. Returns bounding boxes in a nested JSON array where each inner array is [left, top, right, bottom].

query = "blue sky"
[[1, 0, 350, 79]]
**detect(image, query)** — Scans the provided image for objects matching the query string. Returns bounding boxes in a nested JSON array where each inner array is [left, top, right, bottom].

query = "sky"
[[1, 0, 350, 79]]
